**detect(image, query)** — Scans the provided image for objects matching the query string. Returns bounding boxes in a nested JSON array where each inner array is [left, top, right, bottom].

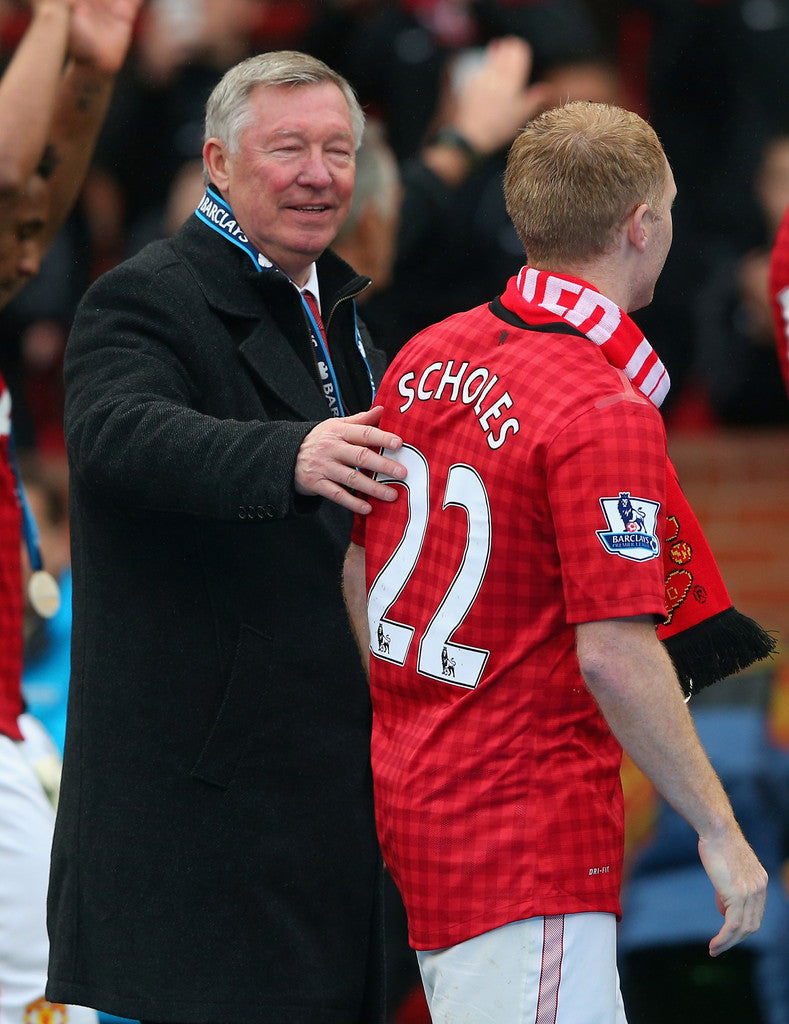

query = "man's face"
[[208, 82, 357, 285], [0, 175, 47, 310]]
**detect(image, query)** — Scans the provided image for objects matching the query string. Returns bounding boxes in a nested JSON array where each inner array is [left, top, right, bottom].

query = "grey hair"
[[203, 51, 365, 168]]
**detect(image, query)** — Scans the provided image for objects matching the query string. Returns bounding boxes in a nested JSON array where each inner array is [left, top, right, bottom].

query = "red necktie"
[[303, 289, 329, 352]]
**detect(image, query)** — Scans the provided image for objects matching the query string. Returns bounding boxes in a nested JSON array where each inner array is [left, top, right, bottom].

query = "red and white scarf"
[[502, 267, 776, 696]]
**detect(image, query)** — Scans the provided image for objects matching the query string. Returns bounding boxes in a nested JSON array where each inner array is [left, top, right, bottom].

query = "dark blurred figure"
[[620, 0, 789, 412], [695, 131, 789, 426], [89, 0, 268, 260], [301, 0, 609, 160]]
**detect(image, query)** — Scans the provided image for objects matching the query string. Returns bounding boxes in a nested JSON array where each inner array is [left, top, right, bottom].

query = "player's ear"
[[627, 203, 650, 254]]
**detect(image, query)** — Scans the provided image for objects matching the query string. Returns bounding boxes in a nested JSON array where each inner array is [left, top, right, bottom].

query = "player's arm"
[[343, 541, 370, 674], [577, 615, 767, 957], [0, 0, 71, 206], [39, 0, 143, 249]]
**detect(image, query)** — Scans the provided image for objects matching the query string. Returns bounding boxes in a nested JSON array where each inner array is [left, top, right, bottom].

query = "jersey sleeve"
[[546, 389, 668, 625]]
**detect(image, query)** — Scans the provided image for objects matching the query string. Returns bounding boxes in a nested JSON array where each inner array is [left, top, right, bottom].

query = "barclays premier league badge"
[[596, 492, 661, 562]]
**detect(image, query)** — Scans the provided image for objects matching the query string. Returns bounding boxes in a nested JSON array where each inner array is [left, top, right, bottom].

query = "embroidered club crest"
[[23, 998, 69, 1024], [596, 492, 661, 562]]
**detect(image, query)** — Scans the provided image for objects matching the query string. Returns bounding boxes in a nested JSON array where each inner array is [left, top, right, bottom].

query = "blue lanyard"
[[195, 187, 262, 270], [301, 293, 344, 417], [195, 187, 376, 412]]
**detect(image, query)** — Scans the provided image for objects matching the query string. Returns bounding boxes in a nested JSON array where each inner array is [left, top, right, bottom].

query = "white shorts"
[[0, 714, 97, 1024], [416, 912, 628, 1024]]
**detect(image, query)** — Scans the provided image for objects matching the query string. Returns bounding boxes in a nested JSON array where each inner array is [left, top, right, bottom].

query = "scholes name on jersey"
[[396, 361, 520, 451]]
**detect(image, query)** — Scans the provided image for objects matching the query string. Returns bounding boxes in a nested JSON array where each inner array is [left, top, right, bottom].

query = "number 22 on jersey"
[[367, 443, 492, 689]]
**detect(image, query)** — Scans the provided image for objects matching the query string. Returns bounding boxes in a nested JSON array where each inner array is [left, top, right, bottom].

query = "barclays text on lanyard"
[[195, 186, 376, 418]]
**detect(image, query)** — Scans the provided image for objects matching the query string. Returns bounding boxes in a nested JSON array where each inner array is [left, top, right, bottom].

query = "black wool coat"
[[46, 215, 388, 1024]]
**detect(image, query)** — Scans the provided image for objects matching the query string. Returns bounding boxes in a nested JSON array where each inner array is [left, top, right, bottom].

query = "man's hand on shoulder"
[[295, 406, 407, 514]]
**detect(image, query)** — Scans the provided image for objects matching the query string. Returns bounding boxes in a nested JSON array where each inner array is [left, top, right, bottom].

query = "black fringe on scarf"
[[663, 606, 778, 699]]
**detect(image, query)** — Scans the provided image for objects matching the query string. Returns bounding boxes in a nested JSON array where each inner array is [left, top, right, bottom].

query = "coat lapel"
[[173, 216, 332, 421], [238, 309, 331, 421]]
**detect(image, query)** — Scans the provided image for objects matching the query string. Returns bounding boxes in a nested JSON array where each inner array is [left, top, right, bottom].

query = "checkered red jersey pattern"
[[354, 300, 669, 949], [769, 205, 789, 396], [0, 380, 23, 740]]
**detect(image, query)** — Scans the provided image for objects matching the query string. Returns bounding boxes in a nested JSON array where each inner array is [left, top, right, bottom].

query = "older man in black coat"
[[46, 51, 406, 1024]]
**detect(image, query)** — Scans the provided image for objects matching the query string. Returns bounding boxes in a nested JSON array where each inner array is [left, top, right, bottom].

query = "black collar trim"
[[489, 295, 588, 338]]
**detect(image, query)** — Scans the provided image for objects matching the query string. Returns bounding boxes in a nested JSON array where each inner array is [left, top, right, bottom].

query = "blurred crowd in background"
[[4, 2, 789, 1022], [3, 0, 789, 474]]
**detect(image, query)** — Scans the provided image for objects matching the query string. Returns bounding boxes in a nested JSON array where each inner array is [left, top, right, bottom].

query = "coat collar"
[[171, 213, 371, 319], [171, 214, 374, 420]]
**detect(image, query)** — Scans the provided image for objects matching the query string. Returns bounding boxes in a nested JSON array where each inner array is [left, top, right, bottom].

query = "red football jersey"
[[0, 379, 24, 740], [769, 205, 789, 396], [355, 296, 668, 949]]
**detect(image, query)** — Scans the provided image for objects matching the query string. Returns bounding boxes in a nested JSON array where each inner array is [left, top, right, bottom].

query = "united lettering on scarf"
[[501, 267, 777, 697]]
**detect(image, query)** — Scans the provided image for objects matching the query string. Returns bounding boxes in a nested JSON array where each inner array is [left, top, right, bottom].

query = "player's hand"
[[68, 0, 143, 75], [295, 406, 406, 514], [698, 828, 767, 957]]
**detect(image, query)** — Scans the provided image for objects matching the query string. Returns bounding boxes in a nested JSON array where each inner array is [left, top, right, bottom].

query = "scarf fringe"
[[662, 606, 778, 699]]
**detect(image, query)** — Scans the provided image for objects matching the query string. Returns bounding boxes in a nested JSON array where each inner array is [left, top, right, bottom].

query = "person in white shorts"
[[417, 914, 627, 1024], [0, 1, 141, 1022], [0, 716, 95, 1024], [343, 101, 769, 1024]]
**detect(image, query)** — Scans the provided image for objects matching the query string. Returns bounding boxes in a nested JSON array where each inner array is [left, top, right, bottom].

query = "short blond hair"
[[504, 101, 668, 264]]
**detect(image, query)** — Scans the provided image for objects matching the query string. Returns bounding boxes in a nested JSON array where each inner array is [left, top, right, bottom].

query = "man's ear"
[[627, 203, 650, 254], [203, 138, 230, 192]]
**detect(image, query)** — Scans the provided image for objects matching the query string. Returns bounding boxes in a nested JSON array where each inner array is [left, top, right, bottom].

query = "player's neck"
[[534, 257, 631, 314]]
